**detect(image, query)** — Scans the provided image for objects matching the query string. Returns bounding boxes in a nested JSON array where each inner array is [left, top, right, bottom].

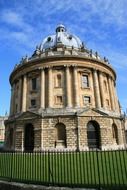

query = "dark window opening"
[[24, 124, 34, 152], [31, 99, 36, 107], [32, 78, 37, 90]]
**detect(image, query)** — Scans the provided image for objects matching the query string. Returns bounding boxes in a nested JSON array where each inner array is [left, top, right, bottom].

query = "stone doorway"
[[24, 123, 34, 152], [87, 121, 100, 149]]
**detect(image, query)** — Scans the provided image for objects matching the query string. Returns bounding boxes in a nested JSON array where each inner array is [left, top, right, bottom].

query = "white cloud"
[[10, 31, 29, 43], [0, 9, 33, 32], [0, 0, 127, 60], [1, 10, 23, 26]]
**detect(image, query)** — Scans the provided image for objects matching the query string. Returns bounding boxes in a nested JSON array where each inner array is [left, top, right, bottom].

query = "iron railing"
[[0, 149, 127, 189]]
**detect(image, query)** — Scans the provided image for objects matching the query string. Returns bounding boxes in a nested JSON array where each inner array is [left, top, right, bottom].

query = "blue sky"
[[0, 0, 127, 115]]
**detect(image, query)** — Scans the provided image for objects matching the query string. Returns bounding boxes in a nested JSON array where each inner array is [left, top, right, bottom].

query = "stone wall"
[[5, 114, 125, 151]]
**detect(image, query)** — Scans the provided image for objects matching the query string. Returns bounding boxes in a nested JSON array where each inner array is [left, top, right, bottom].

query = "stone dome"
[[41, 24, 84, 50]]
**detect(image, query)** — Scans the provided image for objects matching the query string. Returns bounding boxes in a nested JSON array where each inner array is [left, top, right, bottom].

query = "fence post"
[[96, 149, 101, 190], [48, 150, 50, 185], [10, 151, 13, 182]]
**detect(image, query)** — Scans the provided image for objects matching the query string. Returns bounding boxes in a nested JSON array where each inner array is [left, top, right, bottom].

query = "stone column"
[[66, 66, 71, 107], [22, 74, 27, 112], [111, 79, 119, 112], [10, 85, 14, 115], [48, 67, 53, 108], [108, 76, 115, 111], [10, 88, 12, 115], [73, 66, 79, 107], [98, 71, 105, 108], [93, 69, 101, 108], [40, 68, 45, 108], [18, 77, 22, 112]]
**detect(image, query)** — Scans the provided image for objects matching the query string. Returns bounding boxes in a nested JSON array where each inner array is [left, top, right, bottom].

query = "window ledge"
[[30, 90, 38, 93], [54, 86, 62, 89], [81, 87, 90, 89], [29, 106, 37, 109]]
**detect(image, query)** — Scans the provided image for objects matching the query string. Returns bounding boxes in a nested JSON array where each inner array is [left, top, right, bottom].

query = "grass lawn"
[[0, 150, 127, 188]]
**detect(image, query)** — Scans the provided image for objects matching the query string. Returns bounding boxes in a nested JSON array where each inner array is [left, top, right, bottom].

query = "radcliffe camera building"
[[5, 25, 126, 151]]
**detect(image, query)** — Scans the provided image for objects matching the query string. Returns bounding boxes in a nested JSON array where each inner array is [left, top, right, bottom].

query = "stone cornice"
[[10, 55, 116, 85]]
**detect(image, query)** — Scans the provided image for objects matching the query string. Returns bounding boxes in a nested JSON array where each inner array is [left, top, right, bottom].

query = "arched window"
[[112, 124, 118, 144], [87, 121, 100, 149], [55, 123, 66, 148], [24, 124, 34, 152]]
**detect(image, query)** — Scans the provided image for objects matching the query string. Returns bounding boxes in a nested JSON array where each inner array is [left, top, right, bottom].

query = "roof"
[[41, 24, 84, 50]]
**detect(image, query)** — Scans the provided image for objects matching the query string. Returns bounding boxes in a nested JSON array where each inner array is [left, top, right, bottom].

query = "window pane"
[[87, 121, 100, 149], [55, 74, 62, 87], [32, 78, 37, 90], [56, 96, 62, 104], [82, 75, 89, 88], [104, 81, 107, 92], [31, 99, 36, 107], [84, 96, 90, 105]]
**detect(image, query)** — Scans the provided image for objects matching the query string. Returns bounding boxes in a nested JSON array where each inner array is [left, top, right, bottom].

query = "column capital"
[[46, 65, 53, 69], [39, 67, 45, 71], [73, 64, 78, 67], [93, 68, 98, 72], [64, 64, 71, 68], [107, 74, 113, 80], [98, 70, 104, 75]]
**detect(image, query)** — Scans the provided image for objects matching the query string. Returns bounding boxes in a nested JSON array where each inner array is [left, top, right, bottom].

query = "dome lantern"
[[56, 24, 66, 33]]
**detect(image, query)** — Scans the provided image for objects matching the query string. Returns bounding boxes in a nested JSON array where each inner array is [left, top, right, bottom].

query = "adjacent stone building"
[[125, 117, 127, 144], [0, 116, 8, 145], [5, 25, 126, 151]]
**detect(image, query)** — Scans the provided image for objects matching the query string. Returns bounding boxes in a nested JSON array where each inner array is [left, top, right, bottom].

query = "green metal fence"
[[0, 149, 127, 189]]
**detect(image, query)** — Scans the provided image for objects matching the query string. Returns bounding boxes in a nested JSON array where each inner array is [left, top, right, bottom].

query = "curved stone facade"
[[5, 25, 126, 151]]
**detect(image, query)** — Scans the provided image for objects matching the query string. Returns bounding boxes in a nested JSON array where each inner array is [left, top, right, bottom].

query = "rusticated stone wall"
[[5, 114, 125, 151]]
